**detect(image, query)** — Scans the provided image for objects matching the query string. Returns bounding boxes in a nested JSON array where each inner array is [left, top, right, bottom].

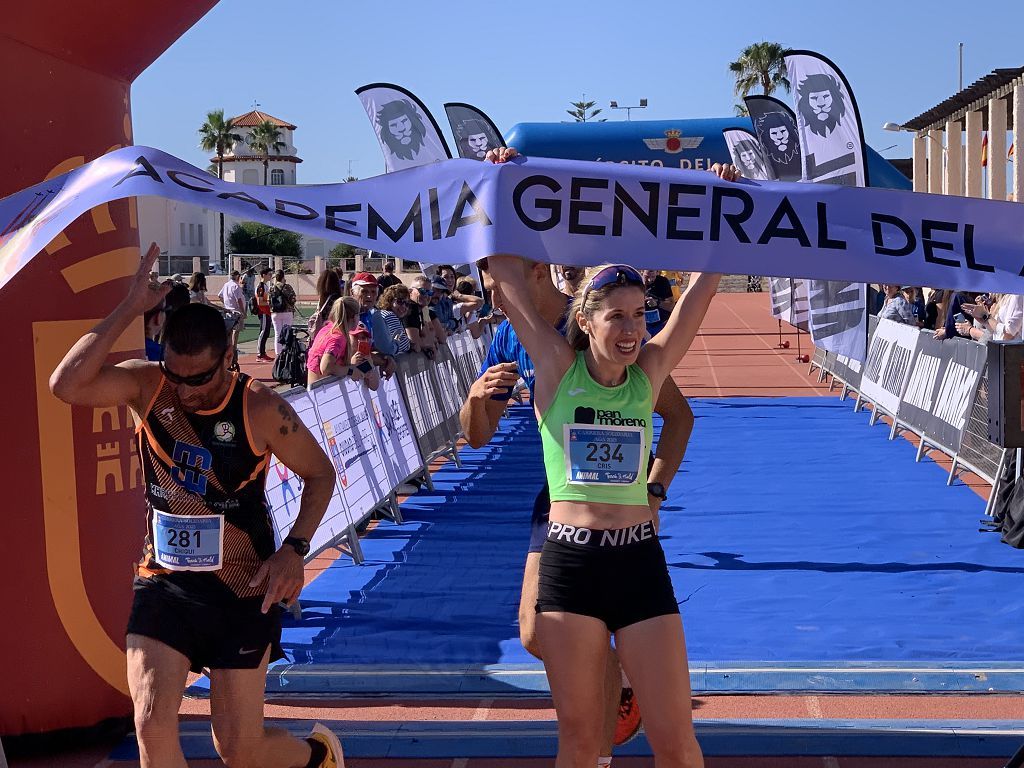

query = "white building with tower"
[[138, 109, 346, 276]]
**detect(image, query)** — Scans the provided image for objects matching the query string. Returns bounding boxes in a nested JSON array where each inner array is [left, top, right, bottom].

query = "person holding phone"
[[933, 290, 972, 340], [350, 323, 380, 390], [307, 296, 378, 389], [957, 293, 1024, 342]]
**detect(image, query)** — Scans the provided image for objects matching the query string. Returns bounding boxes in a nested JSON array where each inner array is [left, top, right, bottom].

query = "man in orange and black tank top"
[[50, 243, 345, 767]]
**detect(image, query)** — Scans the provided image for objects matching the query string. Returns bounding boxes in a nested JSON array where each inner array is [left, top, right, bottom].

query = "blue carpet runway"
[[274, 398, 1024, 688]]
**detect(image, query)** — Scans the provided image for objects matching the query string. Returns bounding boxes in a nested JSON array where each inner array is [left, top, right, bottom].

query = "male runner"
[[461, 147, 738, 761], [50, 244, 344, 768]]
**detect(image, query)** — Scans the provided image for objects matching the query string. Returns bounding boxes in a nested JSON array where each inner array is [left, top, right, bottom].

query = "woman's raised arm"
[[639, 272, 721, 388]]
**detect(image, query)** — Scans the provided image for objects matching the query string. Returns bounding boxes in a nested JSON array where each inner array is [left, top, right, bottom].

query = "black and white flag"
[[722, 127, 771, 181], [784, 50, 869, 361], [444, 102, 505, 161], [744, 95, 802, 182], [784, 50, 868, 187], [769, 277, 809, 331], [356, 83, 452, 172]]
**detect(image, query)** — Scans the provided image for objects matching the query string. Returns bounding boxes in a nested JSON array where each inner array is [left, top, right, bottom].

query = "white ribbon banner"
[[2, 146, 1024, 296]]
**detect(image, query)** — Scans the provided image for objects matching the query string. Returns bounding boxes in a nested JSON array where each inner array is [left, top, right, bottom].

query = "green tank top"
[[539, 351, 653, 507]]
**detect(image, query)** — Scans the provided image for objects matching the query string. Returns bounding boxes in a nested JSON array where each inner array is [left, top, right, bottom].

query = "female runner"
[[488, 252, 720, 768]]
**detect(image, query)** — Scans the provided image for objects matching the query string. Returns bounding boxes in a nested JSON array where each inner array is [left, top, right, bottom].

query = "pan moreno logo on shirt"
[[573, 406, 646, 427]]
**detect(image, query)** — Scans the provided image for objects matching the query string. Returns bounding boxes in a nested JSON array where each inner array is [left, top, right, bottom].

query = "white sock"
[[620, 669, 631, 688], [597, 757, 613, 768]]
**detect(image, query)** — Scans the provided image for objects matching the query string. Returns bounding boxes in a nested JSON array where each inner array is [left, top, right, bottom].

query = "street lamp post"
[[610, 98, 648, 121], [885, 121, 948, 194]]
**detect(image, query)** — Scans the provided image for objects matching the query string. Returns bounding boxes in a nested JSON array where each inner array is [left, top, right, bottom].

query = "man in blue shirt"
[[351, 272, 398, 376]]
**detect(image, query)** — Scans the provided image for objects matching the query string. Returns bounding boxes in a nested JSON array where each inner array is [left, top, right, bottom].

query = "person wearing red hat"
[[351, 272, 398, 376]]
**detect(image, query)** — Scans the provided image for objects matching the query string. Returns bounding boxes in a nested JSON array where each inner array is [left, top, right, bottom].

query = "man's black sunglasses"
[[160, 358, 223, 387]]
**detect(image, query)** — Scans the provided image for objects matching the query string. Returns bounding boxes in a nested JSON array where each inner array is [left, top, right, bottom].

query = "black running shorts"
[[127, 576, 284, 673], [536, 521, 679, 632]]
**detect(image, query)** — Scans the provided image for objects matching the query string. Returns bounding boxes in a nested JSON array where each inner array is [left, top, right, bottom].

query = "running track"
[[11, 293, 1019, 767]]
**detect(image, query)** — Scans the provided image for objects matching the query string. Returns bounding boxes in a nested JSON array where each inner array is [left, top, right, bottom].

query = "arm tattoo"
[[278, 402, 300, 435]]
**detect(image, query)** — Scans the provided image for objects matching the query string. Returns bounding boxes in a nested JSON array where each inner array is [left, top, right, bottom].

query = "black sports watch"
[[283, 536, 310, 557], [646, 482, 668, 501]]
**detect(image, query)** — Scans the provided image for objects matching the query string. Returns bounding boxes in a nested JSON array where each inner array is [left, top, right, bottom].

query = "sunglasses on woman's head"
[[160, 358, 223, 387], [581, 265, 644, 305]]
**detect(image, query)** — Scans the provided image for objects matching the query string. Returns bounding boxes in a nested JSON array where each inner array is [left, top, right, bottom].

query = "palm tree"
[[247, 120, 286, 185], [567, 96, 604, 123], [198, 109, 242, 268], [728, 42, 790, 98]]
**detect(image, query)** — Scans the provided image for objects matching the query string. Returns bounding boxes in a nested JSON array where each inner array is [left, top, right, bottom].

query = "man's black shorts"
[[127, 575, 284, 673]]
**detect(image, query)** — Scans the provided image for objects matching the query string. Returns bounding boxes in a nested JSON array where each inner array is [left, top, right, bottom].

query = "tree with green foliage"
[[227, 222, 302, 258], [198, 109, 242, 267], [247, 120, 286, 185], [567, 96, 605, 122], [329, 242, 357, 270], [728, 41, 790, 99]]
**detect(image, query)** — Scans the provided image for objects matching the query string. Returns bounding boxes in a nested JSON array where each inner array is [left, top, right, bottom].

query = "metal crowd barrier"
[[265, 329, 491, 568], [815, 317, 1010, 516]]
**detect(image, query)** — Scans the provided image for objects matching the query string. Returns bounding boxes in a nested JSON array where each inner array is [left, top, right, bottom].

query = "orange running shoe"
[[613, 687, 642, 745]]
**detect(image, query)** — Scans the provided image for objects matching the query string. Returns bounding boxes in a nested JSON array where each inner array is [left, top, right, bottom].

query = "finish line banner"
[[3, 146, 1024, 295]]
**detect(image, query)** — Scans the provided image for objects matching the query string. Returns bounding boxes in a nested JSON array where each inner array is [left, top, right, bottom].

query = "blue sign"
[[506, 117, 911, 190]]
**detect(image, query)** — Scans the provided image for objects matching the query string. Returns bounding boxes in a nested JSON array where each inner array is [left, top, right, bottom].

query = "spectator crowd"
[[144, 264, 1020, 399], [871, 283, 1023, 343]]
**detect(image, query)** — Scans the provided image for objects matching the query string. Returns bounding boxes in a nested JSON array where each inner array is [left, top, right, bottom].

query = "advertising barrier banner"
[[858, 318, 922, 416], [266, 387, 359, 559], [897, 332, 988, 452], [370, 373, 425, 487], [831, 352, 863, 391], [447, 331, 477, 398], [311, 377, 394, 524], [395, 352, 451, 459], [431, 344, 465, 440]]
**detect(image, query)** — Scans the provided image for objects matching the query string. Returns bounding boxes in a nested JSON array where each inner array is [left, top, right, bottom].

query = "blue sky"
[[133, 0, 1024, 184]]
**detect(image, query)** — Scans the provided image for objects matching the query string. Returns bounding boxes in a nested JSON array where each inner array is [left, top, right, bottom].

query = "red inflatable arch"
[[1, 2, 218, 735]]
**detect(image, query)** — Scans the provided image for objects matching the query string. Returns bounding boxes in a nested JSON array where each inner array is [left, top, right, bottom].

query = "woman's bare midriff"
[[549, 499, 653, 531]]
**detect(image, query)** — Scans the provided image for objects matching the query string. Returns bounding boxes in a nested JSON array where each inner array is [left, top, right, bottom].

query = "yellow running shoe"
[[309, 722, 345, 767]]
